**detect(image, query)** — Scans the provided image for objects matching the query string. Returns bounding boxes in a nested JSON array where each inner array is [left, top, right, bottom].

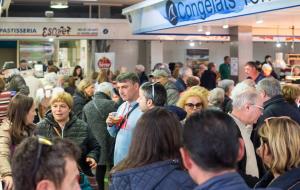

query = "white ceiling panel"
[[12, 0, 143, 5]]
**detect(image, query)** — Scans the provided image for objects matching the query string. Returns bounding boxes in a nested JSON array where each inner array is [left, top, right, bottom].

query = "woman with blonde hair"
[[73, 78, 95, 118], [177, 88, 208, 118], [255, 117, 300, 189], [37, 92, 100, 177]]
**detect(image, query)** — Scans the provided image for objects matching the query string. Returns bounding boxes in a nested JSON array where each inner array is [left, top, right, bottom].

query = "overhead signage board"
[[123, 0, 300, 34], [0, 22, 99, 39]]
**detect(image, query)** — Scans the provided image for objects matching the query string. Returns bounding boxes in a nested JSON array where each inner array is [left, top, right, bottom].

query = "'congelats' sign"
[[123, 0, 300, 34]]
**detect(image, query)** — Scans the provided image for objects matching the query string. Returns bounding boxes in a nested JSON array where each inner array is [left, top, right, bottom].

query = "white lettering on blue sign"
[[164, 0, 270, 25], [123, 0, 300, 34]]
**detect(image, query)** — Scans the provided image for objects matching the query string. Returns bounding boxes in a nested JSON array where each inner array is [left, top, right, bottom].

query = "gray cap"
[[151, 69, 169, 78]]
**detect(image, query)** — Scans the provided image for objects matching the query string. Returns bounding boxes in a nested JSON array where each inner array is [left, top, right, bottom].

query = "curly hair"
[[177, 88, 208, 109]]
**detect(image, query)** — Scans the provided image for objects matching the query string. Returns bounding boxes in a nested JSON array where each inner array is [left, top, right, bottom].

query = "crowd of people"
[[0, 56, 300, 190]]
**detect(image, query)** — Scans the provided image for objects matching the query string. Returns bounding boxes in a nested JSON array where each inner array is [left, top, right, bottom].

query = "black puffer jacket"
[[6, 74, 29, 95], [36, 111, 100, 176]]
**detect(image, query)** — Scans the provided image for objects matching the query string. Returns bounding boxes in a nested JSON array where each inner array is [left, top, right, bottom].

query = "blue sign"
[[164, 0, 247, 25], [123, 0, 300, 34]]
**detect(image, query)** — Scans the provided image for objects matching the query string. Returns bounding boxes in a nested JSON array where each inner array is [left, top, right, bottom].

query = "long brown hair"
[[8, 93, 35, 145], [112, 107, 182, 173], [97, 69, 110, 83]]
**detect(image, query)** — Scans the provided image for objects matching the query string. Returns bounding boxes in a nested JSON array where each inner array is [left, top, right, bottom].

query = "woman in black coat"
[[37, 92, 100, 176], [73, 78, 95, 118]]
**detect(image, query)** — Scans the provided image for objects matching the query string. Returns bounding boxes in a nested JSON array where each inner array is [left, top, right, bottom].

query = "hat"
[[2, 61, 16, 71], [151, 69, 169, 78]]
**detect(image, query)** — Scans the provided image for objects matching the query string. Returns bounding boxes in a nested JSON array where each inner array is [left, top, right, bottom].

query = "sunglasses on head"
[[260, 116, 292, 145], [32, 136, 53, 187], [150, 82, 159, 100], [264, 116, 291, 128]]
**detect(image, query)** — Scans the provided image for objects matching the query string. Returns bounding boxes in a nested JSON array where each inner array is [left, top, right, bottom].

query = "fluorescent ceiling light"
[[222, 20, 229, 29], [51, 0, 68, 9], [256, 15, 263, 24], [276, 42, 281, 48], [223, 24, 229, 29], [189, 41, 195, 47], [197, 25, 203, 32], [205, 31, 211, 35]]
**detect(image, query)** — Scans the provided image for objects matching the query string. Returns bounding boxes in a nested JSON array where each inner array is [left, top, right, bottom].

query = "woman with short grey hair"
[[208, 88, 225, 111]]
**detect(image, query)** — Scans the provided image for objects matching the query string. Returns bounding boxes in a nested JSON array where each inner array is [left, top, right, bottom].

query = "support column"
[[229, 26, 253, 81], [150, 41, 163, 70]]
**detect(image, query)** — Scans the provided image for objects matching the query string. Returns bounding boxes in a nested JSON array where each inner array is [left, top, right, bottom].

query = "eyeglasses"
[[32, 136, 53, 187], [185, 103, 202, 109], [251, 104, 264, 110]]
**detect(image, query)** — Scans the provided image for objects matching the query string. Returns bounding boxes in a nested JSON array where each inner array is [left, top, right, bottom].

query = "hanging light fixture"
[[255, 15, 264, 24], [189, 41, 195, 47], [205, 26, 211, 35], [51, 0, 68, 9], [275, 26, 281, 48], [197, 25, 203, 32], [222, 20, 229, 29]]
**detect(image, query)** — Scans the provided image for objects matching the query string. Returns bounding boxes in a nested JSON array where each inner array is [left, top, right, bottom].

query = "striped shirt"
[[0, 91, 11, 123]]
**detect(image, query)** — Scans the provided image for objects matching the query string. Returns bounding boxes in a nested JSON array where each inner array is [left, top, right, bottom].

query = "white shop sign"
[[0, 22, 99, 39], [123, 0, 300, 34]]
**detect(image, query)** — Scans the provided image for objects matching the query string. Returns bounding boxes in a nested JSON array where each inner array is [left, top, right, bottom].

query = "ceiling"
[[11, 0, 143, 5]]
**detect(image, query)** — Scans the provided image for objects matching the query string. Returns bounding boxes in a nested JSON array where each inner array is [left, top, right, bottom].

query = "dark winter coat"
[[253, 95, 300, 149], [82, 92, 117, 165], [223, 95, 232, 113], [36, 111, 100, 176], [110, 160, 196, 190], [175, 78, 187, 93], [194, 172, 251, 190], [139, 72, 149, 85], [73, 90, 91, 118], [255, 168, 300, 190], [6, 74, 29, 95]]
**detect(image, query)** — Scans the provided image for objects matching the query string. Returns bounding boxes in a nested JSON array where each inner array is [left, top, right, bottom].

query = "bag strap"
[[116, 103, 139, 133], [53, 126, 62, 138], [125, 103, 139, 119]]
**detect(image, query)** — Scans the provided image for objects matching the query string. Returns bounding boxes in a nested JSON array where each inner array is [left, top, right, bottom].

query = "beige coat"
[[0, 120, 12, 177]]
